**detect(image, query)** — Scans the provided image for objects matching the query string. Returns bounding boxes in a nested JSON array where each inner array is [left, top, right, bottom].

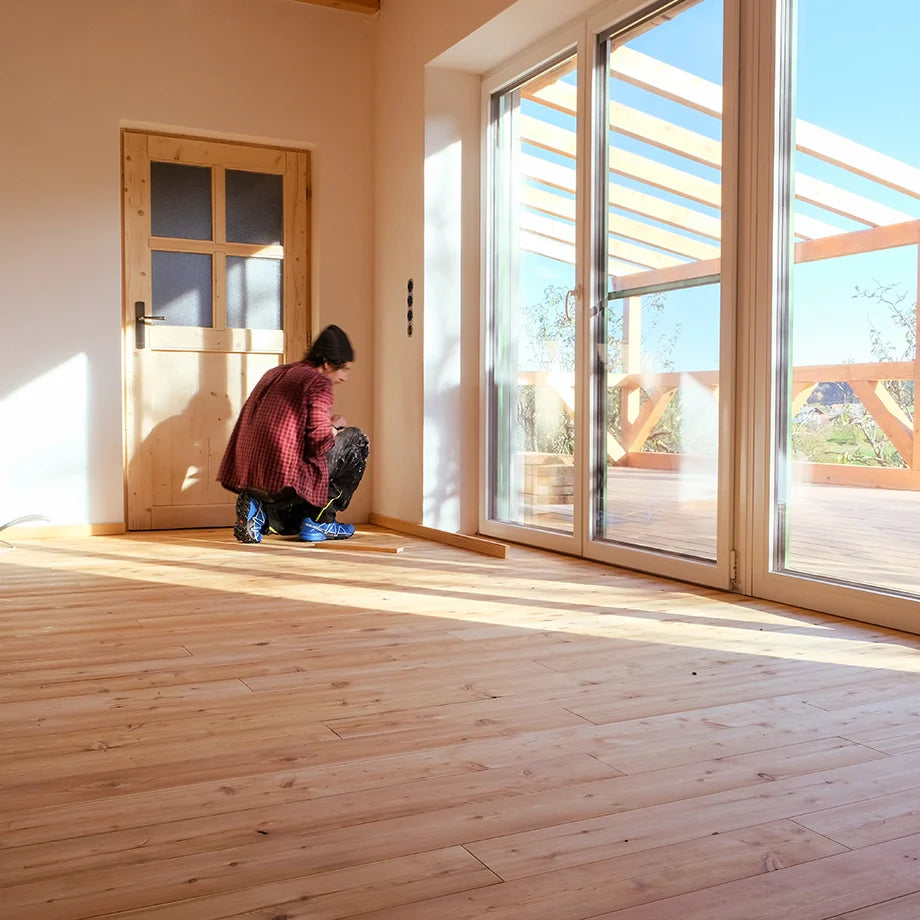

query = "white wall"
[[0, 0, 375, 527], [422, 67, 482, 532], [373, 0, 607, 530], [372, 0, 516, 525]]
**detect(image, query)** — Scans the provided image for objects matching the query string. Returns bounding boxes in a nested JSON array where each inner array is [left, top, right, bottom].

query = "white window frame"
[[479, 0, 920, 630]]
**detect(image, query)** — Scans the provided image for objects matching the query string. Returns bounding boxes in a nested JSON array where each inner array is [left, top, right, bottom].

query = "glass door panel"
[[488, 52, 579, 535], [150, 162, 212, 240], [773, 0, 920, 598], [226, 256, 283, 330], [604, 282, 720, 558], [596, 0, 724, 563], [151, 251, 213, 327], [226, 169, 284, 245]]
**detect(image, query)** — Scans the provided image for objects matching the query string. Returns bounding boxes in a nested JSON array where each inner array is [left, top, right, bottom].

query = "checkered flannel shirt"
[[218, 362, 335, 506]]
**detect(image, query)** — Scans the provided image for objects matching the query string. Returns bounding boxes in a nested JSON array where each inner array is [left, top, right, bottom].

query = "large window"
[[488, 52, 579, 535], [772, 0, 920, 598], [597, 0, 724, 561], [483, 0, 920, 624]]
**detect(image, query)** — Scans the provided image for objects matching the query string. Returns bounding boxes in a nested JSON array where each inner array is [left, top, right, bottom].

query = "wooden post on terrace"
[[914, 257, 920, 472], [620, 296, 642, 459]]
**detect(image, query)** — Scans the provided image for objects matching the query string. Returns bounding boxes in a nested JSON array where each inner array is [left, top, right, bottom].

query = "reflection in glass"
[[599, 0, 723, 561], [150, 162, 212, 240], [226, 256, 283, 330], [226, 170, 283, 245], [776, 0, 920, 597], [151, 251, 212, 327], [489, 54, 578, 533], [603, 284, 720, 558]]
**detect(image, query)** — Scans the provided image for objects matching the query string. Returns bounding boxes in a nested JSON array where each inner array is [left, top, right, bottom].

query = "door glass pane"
[[151, 251, 213, 327], [150, 162, 212, 240], [226, 256, 282, 330], [226, 170, 283, 245], [604, 283, 720, 558], [488, 53, 578, 533], [775, 0, 920, 596], [598, 0, 723, 561]]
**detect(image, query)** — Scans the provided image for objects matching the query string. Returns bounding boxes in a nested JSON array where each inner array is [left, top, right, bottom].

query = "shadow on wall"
[[134, 388, 235, 524]]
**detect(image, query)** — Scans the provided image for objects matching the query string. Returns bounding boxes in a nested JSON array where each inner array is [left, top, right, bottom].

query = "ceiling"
[[290, 0, 380, 13]]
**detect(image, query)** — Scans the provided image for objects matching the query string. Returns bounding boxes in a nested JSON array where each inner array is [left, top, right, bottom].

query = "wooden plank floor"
[[2, 525, 920, 919]]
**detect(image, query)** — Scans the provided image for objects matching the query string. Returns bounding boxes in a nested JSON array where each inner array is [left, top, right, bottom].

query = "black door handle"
[[134, 301, 165, 349]]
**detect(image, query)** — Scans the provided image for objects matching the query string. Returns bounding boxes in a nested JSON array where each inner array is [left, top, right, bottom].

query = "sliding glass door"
[[759, 0, 920, 625], [483, 0, 733, 586], [483, 0, 919, 625], [589, 0, 730, 584], [484, 33, 583, 553]]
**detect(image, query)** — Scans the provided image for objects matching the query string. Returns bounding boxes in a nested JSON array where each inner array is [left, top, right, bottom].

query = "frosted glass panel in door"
[[151, 251, 213, 327], [226, 170, 283, 245], [150, 162, 212, 240], [226, 256, 283, 330]]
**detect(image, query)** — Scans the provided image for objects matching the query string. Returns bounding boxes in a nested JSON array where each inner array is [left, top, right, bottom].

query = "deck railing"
[[518, 359, 920, 490]]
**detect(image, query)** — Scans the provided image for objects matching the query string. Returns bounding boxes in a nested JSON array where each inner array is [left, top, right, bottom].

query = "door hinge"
[[729, 549, 738, 587]]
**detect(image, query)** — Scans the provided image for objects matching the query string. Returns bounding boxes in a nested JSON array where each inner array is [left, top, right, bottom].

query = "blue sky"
[[791, 0, 920, 365], [517, 0, 919, 372]]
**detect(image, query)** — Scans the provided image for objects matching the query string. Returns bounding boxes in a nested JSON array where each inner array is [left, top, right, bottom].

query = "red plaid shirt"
[[218, 362, 335, 506]]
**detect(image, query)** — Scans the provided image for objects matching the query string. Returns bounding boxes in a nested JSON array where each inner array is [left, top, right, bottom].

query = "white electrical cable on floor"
[[0, 515, 50, 553]]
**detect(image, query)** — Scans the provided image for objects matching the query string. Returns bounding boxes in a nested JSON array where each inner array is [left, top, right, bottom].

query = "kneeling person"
[[218, 325, 368, 544]]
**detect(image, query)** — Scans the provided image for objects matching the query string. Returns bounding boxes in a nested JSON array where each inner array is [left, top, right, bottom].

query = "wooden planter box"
[[521, 452, 574, 504]]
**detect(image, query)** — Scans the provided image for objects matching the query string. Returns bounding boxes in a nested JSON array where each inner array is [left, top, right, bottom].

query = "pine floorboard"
[[1, 526, 920, 919]]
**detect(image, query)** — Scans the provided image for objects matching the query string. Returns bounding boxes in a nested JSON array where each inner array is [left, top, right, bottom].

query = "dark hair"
[[304, 325, 354, 368]]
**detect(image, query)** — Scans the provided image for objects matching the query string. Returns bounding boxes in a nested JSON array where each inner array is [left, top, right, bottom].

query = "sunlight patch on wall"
[[0, 354, 89, 525], [423, 134, 464, 530]]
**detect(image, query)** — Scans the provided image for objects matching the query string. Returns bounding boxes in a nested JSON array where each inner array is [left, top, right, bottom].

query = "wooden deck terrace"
[[522, 468, 920, 597], [2, 526, 920, 918]]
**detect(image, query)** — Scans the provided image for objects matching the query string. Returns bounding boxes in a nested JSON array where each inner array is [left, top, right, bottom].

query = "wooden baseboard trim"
[[368, 513, 508, 559], [3, 522, 127, 540]]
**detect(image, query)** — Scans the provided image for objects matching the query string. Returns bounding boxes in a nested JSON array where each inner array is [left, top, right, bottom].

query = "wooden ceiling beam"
[[289, 0, 380, 14]]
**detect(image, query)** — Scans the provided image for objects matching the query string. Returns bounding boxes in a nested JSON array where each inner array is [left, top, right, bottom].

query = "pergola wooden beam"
[[795, 121, 920, 200], [518, 63, 920, 280], [521, 152, 722, 240], [288, 0, 380, 13], [795, 173, 913, 227], [612, 46, 920, 204], [612, 45, 721, 118], [794, 219, 920, 265], [525, 187, 720, 261], [525, 83, 721, 170], [850, 380, 914, 463], [520, 115, 839, 241], [523, 46, 920, 235], [523, 212, 920, 293], [622, 387, 679, 453], [523, 209, 691, 272], [519, 230, 647, 278]]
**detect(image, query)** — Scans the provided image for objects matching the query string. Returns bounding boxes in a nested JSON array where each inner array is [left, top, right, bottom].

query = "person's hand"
[[331, 414, 347, 433]]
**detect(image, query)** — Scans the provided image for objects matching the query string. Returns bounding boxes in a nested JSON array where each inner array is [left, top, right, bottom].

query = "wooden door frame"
[[121, 129, 311, 530]]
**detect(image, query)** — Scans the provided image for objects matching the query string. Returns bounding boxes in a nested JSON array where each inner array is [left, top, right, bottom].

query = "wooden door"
[[122, 131, 310, 530]]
